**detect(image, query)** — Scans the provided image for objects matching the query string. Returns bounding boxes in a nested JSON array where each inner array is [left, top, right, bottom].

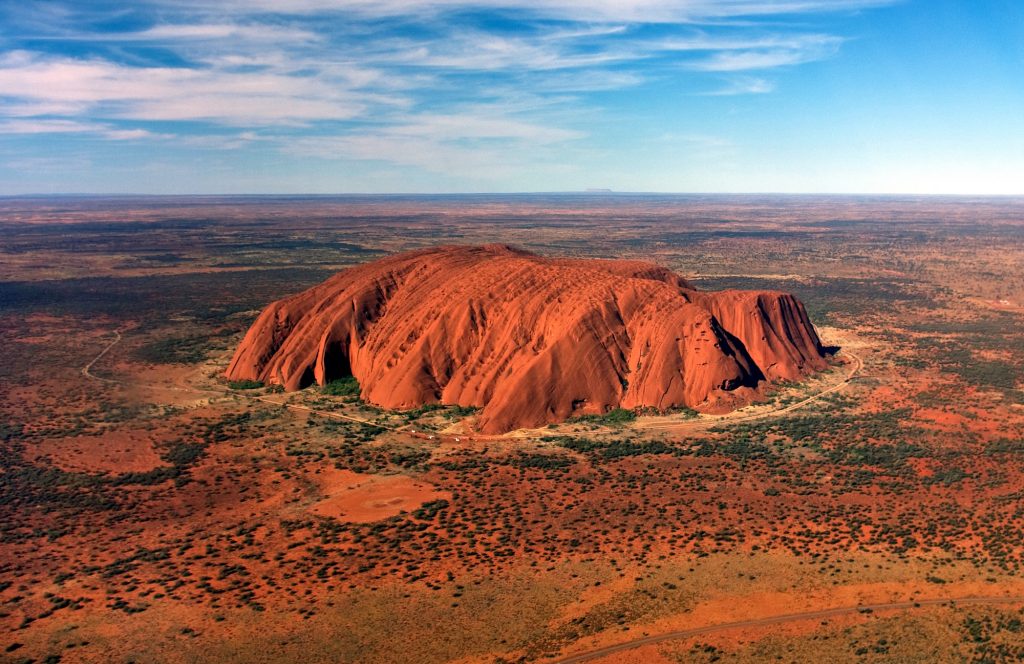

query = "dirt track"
[[82, 331, 863, 444], [80, 330, 415, 436], [80, 329, 123, 384], [552, 595, 1024, 663], [638, 348, 864, 433]]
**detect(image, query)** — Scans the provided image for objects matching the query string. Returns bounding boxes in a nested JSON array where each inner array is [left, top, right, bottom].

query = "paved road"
[[553, 594, 1024, 663]]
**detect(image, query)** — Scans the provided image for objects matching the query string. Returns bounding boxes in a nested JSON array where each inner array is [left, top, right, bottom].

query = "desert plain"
[[1, 194, 1023, 663]]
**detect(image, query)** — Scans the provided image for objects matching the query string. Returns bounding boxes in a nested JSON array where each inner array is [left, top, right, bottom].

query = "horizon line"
[[3, 191, 1024, 199]]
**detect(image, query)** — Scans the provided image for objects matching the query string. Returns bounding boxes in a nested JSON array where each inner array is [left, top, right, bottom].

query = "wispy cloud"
[[283, 109, 585, 181], [0, 118, 170, 140], [688, 34, 843, 70], [0, 0, 895, 180], [0, 118, 100, 134], [0, 50, 394, 125], [159, 0, 893, 22], [701, 75, 776, 94], [117, 23, 320, 43], [2, 155, 94, 172], [27, 22, 320, 44]]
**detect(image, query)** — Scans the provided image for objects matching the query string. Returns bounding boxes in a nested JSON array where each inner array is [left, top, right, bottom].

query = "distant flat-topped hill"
[[226, 245, 828, 433]]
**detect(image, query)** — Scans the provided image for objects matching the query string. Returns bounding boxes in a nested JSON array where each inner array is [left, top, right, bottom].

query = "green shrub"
[[985, 438, 1024, 455], [571, 407, 636, 425], [135, 335, 211, 364], [667, 405, 700, 419], [322, 376, 360, 397], [412, 499, 449, 520], [227, 379, 263, 390], [446, 405, 479, 418], [513, 454, 573, 470], [163, 442, 205, 467]]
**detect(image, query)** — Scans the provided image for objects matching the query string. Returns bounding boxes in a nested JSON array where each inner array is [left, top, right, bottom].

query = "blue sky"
[[0, 0, 1021, 194]]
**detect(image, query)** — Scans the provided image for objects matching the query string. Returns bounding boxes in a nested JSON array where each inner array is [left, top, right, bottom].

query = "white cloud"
[[121, 23, 319, 43], [701, 75, 776, 94], [0, 118, 168, 140], [387, 113, 584, 142], [164, 0, 894, 23], [28, 22, 320, 45], [181, 131, 263, 150], [101, 128, 168, 140], [365, 32, 638, 72], [354, 28, 844, 82], [526, 70, 647, 91], [283, 110, 585, 181], [3, 155, 94, 172], [690, 42, 841, 70], [656, 132, 736, 151], [657, 32, 841, 52], [288, 133, 517, 177], [0, 51, 393, 125], [0, 0, 897, 181], [0, 118, 102, 134]]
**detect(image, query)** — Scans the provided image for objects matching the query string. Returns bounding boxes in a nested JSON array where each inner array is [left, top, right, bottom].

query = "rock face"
[[226, 245, 828, 433]]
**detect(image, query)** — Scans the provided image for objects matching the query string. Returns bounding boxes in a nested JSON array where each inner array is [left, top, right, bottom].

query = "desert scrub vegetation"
[[960, 609, 1024, 662], [411, 499, 450, 520], [0, 410, 252, 514], [713, 408, 920, 447], [545, 435, 680, 461], [405, 403, 478, 419], [511, 453, 574, 471], [634, 405, 700, 419], [665, 405, 700, 418], [985, 438, 1024, 455], [321, 376, 360, 397], [133, 327, 235, 365], [227, 379, 264, 390], [570, 408, 636, 426], [696, 274, 937, 326]]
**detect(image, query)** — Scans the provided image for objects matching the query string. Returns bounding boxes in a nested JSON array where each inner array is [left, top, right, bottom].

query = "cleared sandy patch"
[[16, 335, 56, 344], [309, 468, 450, 523], [27, 430, 164, 474]]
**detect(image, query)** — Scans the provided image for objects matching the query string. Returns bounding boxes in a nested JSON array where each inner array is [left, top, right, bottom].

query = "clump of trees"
[[322, 376, 360, 397], [571, 408, 636, 425], [227, 379, 263, 390]]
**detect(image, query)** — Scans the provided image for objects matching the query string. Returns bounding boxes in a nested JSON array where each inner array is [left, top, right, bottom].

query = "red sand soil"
[[226, 245, 827, 433], [26, 430, 164, 474], [309, 467, 451, 523]]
